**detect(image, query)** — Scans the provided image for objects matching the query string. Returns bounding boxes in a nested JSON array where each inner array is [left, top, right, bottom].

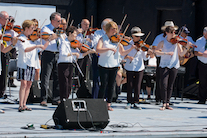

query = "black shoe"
[[197, 101, 205, 104], [169, 102, 174, 106], [52, 101, 61, 105], [10, 83, 17, 87]]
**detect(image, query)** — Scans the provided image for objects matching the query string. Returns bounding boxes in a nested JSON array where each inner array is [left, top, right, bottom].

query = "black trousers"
[[92, 54, 100, 99], [155, 57, 161, 102], [58, 63, 73, 100], [126, 70, 144, 104], [98, 66, 118, 103], [198, 61, 207, 103], [0, 53, 7, 97], [40, 51, 60, 102], [76, 56, 89, 84], [160, 67, 178, 104]]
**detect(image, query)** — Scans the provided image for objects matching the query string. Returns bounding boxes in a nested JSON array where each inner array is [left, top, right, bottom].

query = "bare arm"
[[155, 41, 174, 56], [96, 38, 116, 53], [177, 42, 190, 57], [119, 43, 135, 56]]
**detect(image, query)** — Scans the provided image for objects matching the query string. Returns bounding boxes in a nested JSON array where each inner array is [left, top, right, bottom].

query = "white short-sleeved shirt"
[[16, 34, 41, 69], [97, 34, 120, 68], [92, 29, 105, 50], [194, 36, 207, 64], [124, 40, 149, 72]]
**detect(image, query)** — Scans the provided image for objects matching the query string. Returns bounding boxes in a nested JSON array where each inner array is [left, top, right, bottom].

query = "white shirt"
[[148, 56, 157, 66], [92, 29, 105, 50], [76, 30, 93, 48], [41, 23, 58, 52], [16, 34, 41, 69], [152, 33, 166, 57], [97, 34, 120, 68], [159, 39, 180, 69], [124, 40, 149, 72], [194, 36, 207, 64], [58, 37, 83, 64]]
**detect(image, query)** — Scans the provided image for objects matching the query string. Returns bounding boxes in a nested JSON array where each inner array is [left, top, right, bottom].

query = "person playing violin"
[[155, 26, 191, 110], [123, 27, 153, 109], [0, 11, 11, 99], [178, 26, 197, 87], [194, 27, 207, 104], [31, 18, 41, 81], [76, 19, 93, 84], [58, 26, 95, 101], [15, 20, 51, 112], [5, 16, 19, 88], [96, 21, 136, 111], [91, 18, 112, 99], [40, 12, 61, 106], [152, 21, 179, 105]]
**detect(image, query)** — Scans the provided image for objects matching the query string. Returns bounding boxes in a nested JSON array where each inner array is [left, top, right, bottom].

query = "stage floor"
[[0, 80, 207, 138]]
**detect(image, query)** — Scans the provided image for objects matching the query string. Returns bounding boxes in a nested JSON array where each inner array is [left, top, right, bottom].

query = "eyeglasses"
[[56, 20, 61, 23], [170, 31, 175, 34], [134, 36, 140, 37], [61, 23, 66, 25]]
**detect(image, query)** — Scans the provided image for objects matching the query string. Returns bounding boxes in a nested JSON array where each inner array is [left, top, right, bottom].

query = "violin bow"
[[69, 20, 74, 27], [66, 12, 70, 28], [111, 24, 130, 56], [59, 34, 84, 77], [0, 19, 9, 44], [11, 10, 17, 30], [129, 31, 151, 64], [91, 15, 93, 29], [40, 19, 47, 29], [118, 14, 127, 33]]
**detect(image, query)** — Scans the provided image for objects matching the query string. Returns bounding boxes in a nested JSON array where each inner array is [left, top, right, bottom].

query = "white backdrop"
[[0, 2, 56, 27]]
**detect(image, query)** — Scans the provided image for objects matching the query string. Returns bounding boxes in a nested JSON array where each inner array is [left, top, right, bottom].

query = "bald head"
[[81, 19, 90, 31], [0, 11, 9, 25]]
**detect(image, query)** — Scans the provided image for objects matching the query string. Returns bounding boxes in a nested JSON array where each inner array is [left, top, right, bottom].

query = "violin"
[[0, 34, 25, 42], [3, 22, 13, 31], [70, 39, 90, 53], [84, 28, 99, 35], [170, 36, 197, 48], [110, 33, 131, 46], [28, 30, 40, 41], [53, 24, 64, 36], [134, 39, 150, 51], [13, 25, 23, 34]]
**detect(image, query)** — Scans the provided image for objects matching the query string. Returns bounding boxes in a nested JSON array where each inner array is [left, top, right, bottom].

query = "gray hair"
[[0, 11, 7, 18], [101, 18, 113, 29], [203, 27, 207, 34], [50, 12, 61, 21]]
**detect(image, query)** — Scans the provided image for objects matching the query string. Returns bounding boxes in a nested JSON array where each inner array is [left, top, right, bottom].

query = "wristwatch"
[[10, 44, 15, 48]]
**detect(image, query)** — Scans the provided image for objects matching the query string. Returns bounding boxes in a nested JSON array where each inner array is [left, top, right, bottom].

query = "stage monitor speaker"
[[53, 99, 110, 129]]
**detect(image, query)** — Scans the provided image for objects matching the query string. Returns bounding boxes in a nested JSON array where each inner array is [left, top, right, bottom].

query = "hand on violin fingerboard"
[[50, 34, 58, 41], [11, 37, 18, 46]]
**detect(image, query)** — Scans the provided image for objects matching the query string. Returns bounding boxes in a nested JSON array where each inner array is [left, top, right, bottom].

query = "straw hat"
[[161, 21, 178, 31]]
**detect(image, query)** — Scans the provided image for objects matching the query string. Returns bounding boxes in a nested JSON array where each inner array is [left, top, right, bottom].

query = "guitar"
[[179, 48, 194, 65]]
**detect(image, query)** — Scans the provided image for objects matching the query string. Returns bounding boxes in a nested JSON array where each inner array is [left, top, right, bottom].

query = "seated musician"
[[143, 53, 157, 100]]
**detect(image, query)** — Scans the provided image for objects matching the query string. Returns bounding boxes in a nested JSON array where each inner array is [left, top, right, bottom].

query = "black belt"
[[44, 50, 59, 54]]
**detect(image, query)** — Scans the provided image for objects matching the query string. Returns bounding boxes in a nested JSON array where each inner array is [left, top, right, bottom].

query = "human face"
[[52, 15, 61, 28], [68, 31, 77, 41], [108, 25, 117, 36], [132, 35, 141, 42], [81, 20, 90, 31], [204, 32, 207, 40], [25, 25, 35, 36], [0, 13, 9, 25], [181, 31, 187, 38], [61, 20, 67, 31], [166, 30, 175, 39]]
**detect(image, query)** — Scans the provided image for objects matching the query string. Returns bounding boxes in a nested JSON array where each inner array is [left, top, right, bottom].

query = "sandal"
[[166, 105, 173, 110], [108, 106, 114, 111], [18, 106, 24, 112], [159, 106, 166, 111], [23, 106, 32, 111]]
